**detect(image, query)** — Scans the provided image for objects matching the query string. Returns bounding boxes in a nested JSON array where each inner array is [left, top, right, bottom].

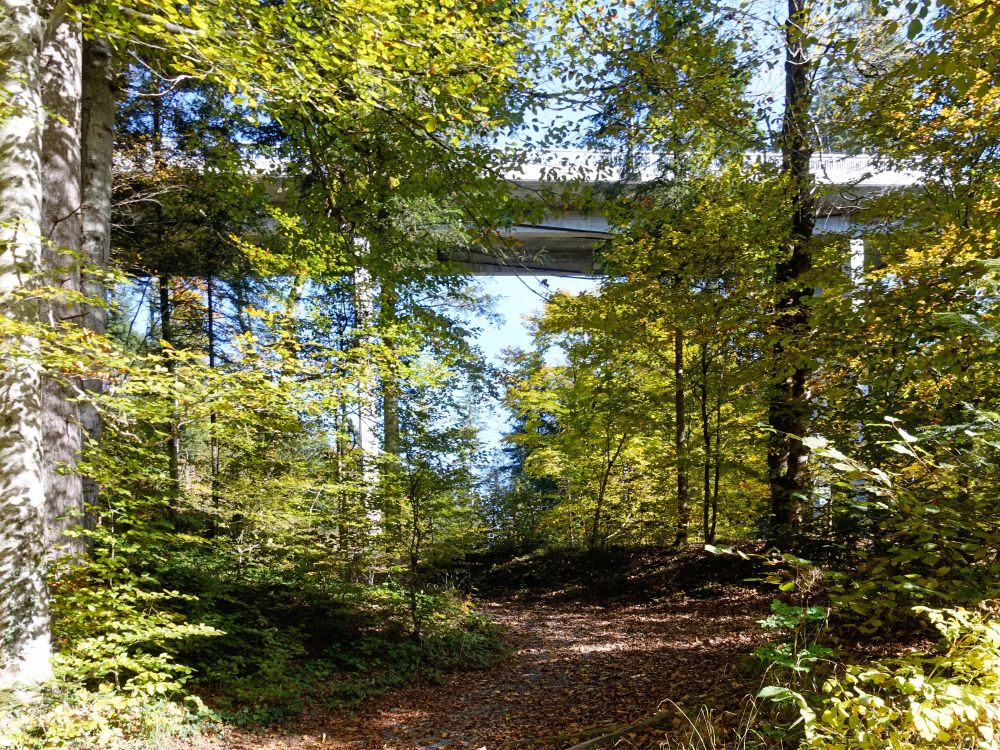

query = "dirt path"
[[216, 587, 771, 750]]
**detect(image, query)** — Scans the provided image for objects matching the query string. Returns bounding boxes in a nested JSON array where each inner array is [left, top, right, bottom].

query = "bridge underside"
[[461, 196, 862, 277], [456, 152, 916, 276], [459, 215, 610, 276]]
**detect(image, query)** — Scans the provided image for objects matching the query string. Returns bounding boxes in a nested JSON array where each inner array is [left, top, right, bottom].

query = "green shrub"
[[803, 432, 1000, 636], [0, 689, 213, 750], [804, 604, 1000, 749], [0, 548, 224, 749], [51, 564, 221, 698]]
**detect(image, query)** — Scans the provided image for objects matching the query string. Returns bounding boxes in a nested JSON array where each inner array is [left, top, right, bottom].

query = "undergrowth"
[[0, 542, 507, 749], [748, 432, 1000, 749]]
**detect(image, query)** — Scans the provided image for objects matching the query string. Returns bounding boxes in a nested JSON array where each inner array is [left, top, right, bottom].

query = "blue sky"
[[471, 274, 597, 449], [477, 275, 596, 356]]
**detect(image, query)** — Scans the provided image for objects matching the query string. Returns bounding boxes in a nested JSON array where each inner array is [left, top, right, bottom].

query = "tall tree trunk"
[[699, 343, 713, 544], [590, 431, 627, 550], [336, 399, 350, 552], [353, 263, 380, 532], [407, 474, 423, 641], [673, 327, 690, 546], [767, 0, 816, 549], [711, 367, 723, 543], [590, 381, 624, 550], [378, 281, 402, 539], [233, 275, 251, 336], [39, 17, 84, 556], [79, 35, 114, 521], [380, 281, 400, 460], [151, 95, 181, 495], [159, 274, 180, 488], [0, 0, 52, 687], [353, 260, 383, 584], [207, 275, 220, 516]]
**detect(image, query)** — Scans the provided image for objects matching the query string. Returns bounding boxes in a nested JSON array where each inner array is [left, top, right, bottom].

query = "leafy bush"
[[0, 555, 221, 750], [804, 430, 1000, 636], [804, 604, 1000, 749], [0, 689, 213, 750], [755, 601, 833, 680], [753, 429, 1000, 748], [0, 280, 510, 746], [50, 563, 221, 698], [142, 549, 509, 723], [420, 611, 509, 672]]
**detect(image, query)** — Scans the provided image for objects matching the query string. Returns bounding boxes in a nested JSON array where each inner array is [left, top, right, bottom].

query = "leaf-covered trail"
[[224, 587, 770, 750]]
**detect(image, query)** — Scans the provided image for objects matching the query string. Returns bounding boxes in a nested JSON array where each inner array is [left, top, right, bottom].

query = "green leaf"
[[889, 442, 917, 457], [758, 685, 793, 700], [802, 435, 828, 450]]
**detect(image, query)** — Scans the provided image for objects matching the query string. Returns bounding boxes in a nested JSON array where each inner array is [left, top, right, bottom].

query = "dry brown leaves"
[[183, 586, 772, 750]]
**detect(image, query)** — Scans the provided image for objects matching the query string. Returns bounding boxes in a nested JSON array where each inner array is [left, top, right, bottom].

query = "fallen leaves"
[[179, 586, 771, 750]]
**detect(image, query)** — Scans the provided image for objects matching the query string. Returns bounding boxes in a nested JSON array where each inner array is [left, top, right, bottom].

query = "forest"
[[0, 0, 998, 748]]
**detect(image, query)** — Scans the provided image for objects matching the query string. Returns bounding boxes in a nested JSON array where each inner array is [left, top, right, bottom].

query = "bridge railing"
[[508, 149, 919, 188]]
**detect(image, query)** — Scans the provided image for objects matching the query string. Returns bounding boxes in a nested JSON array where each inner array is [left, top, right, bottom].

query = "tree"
[[505, 292, 676, 548], [78, 35, 115, 529], [0, 0, 56, 688], [39, 18, 85, 555], [765, 0, 819, 548], [539, 0, 822, 545], [390, 378, 482, 639], [1, 0, 530, 687], [598, 168, 781, 544], [799, 0, 1000, 535], [36, 14, 115, 561]]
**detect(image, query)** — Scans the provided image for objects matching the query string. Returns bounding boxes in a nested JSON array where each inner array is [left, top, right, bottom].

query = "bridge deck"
[[474, 151, 916, 276]]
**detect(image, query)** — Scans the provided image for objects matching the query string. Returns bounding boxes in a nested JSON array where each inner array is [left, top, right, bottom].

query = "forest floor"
[[199, 577, 774, 750]]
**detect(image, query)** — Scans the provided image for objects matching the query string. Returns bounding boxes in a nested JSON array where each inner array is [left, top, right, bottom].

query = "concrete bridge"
[[458, 150, 918, 276]]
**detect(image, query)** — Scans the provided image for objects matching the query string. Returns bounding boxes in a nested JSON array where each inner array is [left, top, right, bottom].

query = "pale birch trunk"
[[354, 264, 379, 486], [354, 261, 382, 585], [0, 0, 53, 687], [39, 18, 84, 555], [354, 263, 380, 522]]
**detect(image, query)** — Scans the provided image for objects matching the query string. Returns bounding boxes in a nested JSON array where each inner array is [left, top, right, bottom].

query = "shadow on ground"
[[210, 582, 772, 750]]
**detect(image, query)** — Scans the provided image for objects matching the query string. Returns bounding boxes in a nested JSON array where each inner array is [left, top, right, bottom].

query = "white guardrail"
[[508, 149, 920, 189]]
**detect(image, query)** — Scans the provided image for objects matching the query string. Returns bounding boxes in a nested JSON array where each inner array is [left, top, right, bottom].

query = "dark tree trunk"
[[699, 343, 713, 544], [380, 282, 400, 460], [79, 35, 115, 522], [159, 274, 180, 489], [336, 400, 350, 551], [711, 374, 723, 543], [674, 327, 690, 546], [767, 0, 816, 549], [590, 431, 627, 550], [150, 95, 180, 497], [207, 275, 220, 517]]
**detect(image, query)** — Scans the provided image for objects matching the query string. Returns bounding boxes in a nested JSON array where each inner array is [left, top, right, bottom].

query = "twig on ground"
[[562, 707, 679, 750]]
